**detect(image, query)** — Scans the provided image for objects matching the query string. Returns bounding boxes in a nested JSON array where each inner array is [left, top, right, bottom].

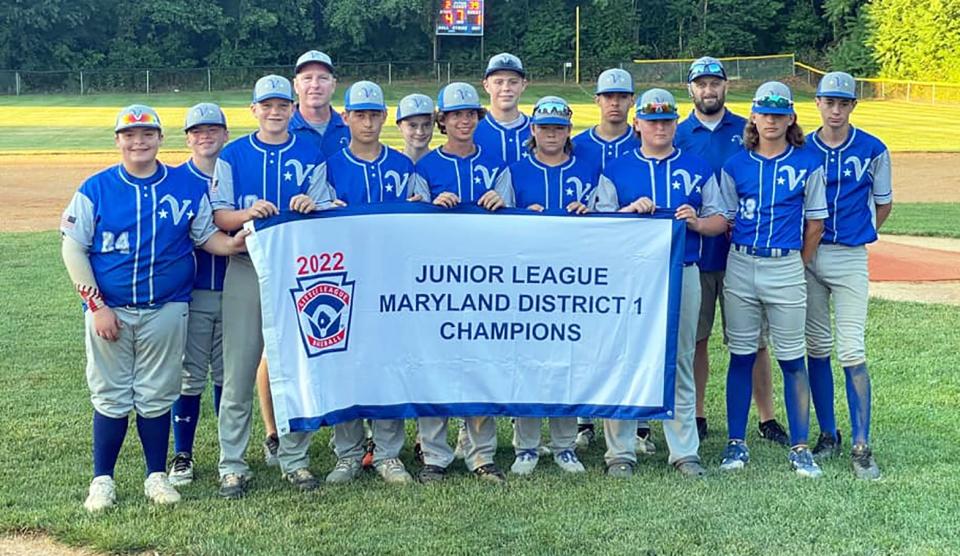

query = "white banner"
[[246, 205, 684, 433]]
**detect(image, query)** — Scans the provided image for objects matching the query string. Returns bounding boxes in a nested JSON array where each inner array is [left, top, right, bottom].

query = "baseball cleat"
[[361, 438, 376, 469], [283, 467, 320, 492], [84, 475, 116, 512], [325, 457, 362, 484], [167, 452, 194, 486], [473, 463, 507, 485], [553, 449, 586, 474], [144, 472, 181, 505], [374, 458, 414, 484], [788, 446, 823, 478], [417, 464, 448, 484], [812, 430, 842, 459], [263, 434, 280, 467], [575, 425, 596, 450], [606, 461, 634, 478], [674, 459, 707, 478], [218, 473, 249, 499], [758, 419, 790, 447], [636, 427, 656, 455], [719, 440, 750, 471], [851, 444, 881, 481], [510, 449, 540, 475]]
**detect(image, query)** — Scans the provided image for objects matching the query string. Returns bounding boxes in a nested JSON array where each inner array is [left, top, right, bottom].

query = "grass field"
[[2, 231, 960, 554], [883, 203, 960, 238], [1, 83, 959, 153]]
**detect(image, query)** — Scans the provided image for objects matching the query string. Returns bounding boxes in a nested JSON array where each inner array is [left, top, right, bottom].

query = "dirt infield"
[[1, 151, 960, 233], [869, 235, 960, 305]]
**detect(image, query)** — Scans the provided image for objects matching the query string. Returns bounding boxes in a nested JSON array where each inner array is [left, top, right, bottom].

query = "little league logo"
[[290, 271, 355, 357]]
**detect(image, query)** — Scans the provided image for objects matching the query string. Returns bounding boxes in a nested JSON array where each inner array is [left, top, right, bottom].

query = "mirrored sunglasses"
[[689, 62, 725, 79], [534, 101, 573, 118], [753, 94, 793, 109], [638, 101, 677, 115]]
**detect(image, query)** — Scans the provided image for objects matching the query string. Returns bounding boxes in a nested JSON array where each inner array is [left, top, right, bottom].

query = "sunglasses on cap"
[[689, 62, 725, 79], [534, 101, 573, 118], [121, 112, 158, 125], [637, 100, 677, 116], [753, 94, 793, 109]]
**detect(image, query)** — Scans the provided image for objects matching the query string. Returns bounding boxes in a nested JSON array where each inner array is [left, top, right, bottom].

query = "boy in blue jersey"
[[475, 53, 531, 165], [716, 81, 829, 478], [505, 96, 593, 475], [167, 103, 230, 486], [321, 81, 425, 485], [590, 89, 728, 478], [211, 75, 332, 499], [60, 105, 248, 512], [805, 72, 891, 480], [677, 57, 788, 446], [572, 68, 639, 172], [570, 68, 643, 450], [410, 82, 512, 484], [289, 50, 351, 157], [397, 93, 435, 163]]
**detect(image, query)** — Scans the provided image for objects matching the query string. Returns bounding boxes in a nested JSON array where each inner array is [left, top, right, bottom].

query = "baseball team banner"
[[246, 205, 684, 433]]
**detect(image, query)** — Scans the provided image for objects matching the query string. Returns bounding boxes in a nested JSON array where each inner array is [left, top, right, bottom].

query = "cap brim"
[[184, 121, 226, 132], [752, 106, 794, 115], [689, 71, 726, 82], [596, 87, 634, 95], [484, 67, 525, 78], [115, 123, 162, 132], [397, 111, 432, 123], [816, 91, 856, 100], [254, 93, 294, 103], [296, 61, 334, 74], [439, 103, 482, 112], [636, 113, 678, 121], [531, 116, 572, 126], [346, 103, 386, 112]]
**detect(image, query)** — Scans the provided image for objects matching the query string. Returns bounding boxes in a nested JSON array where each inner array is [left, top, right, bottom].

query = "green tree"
[[868, 0, 960, 82]]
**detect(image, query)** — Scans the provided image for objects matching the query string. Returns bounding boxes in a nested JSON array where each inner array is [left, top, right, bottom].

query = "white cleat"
[[84, 475, 116, 513], [144, 472, 181, 505]]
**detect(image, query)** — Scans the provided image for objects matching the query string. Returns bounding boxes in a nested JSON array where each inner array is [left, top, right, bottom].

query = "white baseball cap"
[[396, 94, 434, 123], [752, 81, 795, 115], [115, 104, 162, 132], [295, 50, 334, 74], [344, 81, 386, 111], [635, 89, 679, 121], [253, 75, 294, 103], [596, 68, 634, 95], [484, 53, 525, 78], [817, 71, 857, 100], [184, 103, 227, 132], [437, 82, 482, 112]]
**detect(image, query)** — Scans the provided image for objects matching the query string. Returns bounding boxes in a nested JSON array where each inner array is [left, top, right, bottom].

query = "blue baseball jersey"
[[508, 154, 601, 214], [180, 160, 227, 291], [591, 148, 722, 264], [675, 109, 748, 271], [571, 127, 640, 171], [807, 126, 893, 246], [60, 163, 218, 308], [211, 133, 330, 213], [412, 146, 515, 206], [289, 107, 351, 158], [326, 146, 426, 205], [474, 112, 531, 165], [718, 146, 829, 251]]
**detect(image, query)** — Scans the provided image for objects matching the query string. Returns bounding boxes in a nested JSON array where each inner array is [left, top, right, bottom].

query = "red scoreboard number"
[[436, 0, 484, 36]]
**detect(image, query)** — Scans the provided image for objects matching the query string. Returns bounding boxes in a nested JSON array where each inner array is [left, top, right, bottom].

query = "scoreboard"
[[436, 0, 484, 36]]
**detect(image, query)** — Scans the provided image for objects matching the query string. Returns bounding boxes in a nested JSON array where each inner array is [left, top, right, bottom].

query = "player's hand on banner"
[[229, 229, 251, 254], [674, 204, 698, 228], [566, 201, 588, 215], [92, 307, 121, 342], [407, 194, 423, 202], [433, 192, 460, 208], [247, 199, 279, 220], [332, 199, 347, 207], [527, 203, 545, 212], [619, 197, 655, 214], [289, 194, 317, 213], [478, 190, 504, 211]]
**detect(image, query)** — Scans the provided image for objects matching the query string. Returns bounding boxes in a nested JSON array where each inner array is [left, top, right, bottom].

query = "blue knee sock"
[[726, 353, 756, 441], [213, 384, 223, 417], [807, 355, 837, 436], [171, 394, 202, 454], [93, 411, 128, 478], [136, 412, 171, 475], [780, 357, 811, 446], [844, 363, 872, 445]]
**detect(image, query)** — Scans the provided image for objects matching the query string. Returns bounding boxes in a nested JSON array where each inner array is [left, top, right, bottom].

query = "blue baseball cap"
[[817, 71, 857, 100], [596, 68, 634, 95], [184, 102, 226, 132], [115, 104, 162, 132], [484, 53, 525, 78], [396, 93, 434, 123], [531, 96, 573, 126], [635, 88, 679, 121], [752, 81, 794, 115], [437, 82, 482, 112], [688, 56, 727, 82], [253, 75, 294, 103], [344, 81, 386, 111], [295, 50, 334, 74]]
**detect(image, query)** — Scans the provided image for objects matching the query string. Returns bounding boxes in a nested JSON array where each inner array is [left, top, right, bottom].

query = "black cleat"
[[758, 419, 790, 447], [473, 463, 507, 484], [417, 464, 447, 484], [696, 417, 708, 441], [812, 430, 842, 459], [851, 444, 881, 481]]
